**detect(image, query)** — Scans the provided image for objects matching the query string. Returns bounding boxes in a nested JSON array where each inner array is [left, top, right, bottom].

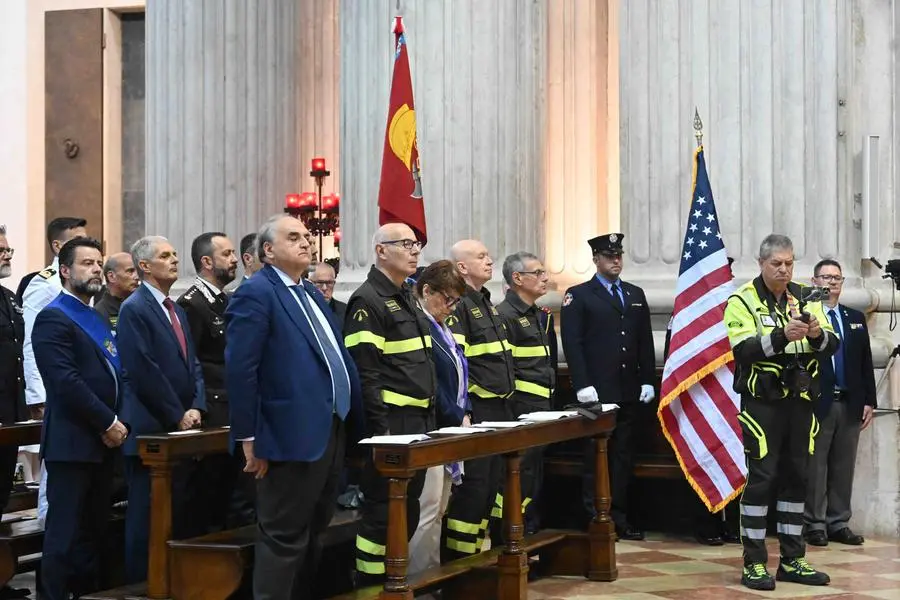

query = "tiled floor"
[[528, 533, 900, 600], [9, 532, 899, 598]]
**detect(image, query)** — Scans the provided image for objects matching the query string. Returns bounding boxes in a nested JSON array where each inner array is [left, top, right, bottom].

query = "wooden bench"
[[344, 411, 618, 600], [166, 508, 361, 600]]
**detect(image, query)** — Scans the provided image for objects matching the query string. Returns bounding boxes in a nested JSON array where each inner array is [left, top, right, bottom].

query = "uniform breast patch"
[[385, 300, 401, 312], [471, 307, 483, 319], [518, 316, 530, 328]]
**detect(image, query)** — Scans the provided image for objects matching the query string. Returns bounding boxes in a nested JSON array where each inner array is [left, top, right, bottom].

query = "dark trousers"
[[193, 452, 254, 532], [254, 417, 345, 600], [582, 402, 637, 529], [124, 456, 200, 583], [442, 398, 510, 561], [738, 394, 814, 564], [805, 399, 860, 534], [0, 446, 18, 512], [356, 408, 431, 584], [41, 457, 114, 600]]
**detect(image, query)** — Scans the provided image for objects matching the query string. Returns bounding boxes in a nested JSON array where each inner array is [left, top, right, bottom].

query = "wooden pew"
[[0, 422, 42, 588], [336, 409, 618, 600]]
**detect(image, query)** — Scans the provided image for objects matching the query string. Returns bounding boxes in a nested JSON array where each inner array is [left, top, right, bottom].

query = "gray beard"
[[0, 265, 10, 279], [72, 279, 103, 296]]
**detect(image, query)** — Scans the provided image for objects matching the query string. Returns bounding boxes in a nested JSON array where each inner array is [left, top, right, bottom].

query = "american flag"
[[657, 147, 747, 512]]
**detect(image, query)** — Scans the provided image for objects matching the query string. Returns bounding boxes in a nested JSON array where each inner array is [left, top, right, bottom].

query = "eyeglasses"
[[312, 279, 335, 289], [381, 239, 424, 251], [0, 248, 14, 257], [815, 274, 844, 283], [441, 292, 461, 309], [518, 269, 547, 278]]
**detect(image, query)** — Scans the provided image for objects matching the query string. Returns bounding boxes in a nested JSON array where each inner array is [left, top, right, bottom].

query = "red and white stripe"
[[659, 248, 747, 511]]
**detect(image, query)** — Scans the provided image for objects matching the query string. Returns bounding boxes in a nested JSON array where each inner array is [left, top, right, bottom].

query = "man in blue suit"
[[804, 259, 876, 547], [227, 215, 362, 600], [33, 237, 129, 600], [116, 235, 207, 582]]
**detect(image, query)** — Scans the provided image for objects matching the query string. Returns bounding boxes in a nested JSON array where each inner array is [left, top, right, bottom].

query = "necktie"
[[162, 298, 188, 359], [828, 309, 846, 389], [292, 285, 351, 418], [611, 283, 624, 310]]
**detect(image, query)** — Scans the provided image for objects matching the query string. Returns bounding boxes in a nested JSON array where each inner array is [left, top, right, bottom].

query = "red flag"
[[377, 16, 427, 243]]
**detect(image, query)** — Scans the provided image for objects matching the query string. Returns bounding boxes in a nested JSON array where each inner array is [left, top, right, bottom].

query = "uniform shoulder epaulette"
[[38, 268, 56, 279]]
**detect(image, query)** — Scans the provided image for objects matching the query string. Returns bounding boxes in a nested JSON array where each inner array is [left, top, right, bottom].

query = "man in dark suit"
[[178, 232, 248, 531], [32, 237, 129, 600], [94, 252, 139, 333], [238, 233, 261, 285], [226, 215, 362, 600], [804, 259, 875, 547], [560, 233, 655, 541], [116, 235, 207, 583], [0, 226, 29, 600], [310, 261, 347, 324]]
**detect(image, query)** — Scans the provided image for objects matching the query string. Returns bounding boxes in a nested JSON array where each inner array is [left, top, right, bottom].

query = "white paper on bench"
[[358, 434, 430, 445], [471, 421, 527, 428], [427, 427, 481, 435], [517, 411, 580, 421], [601, 403, 620, 412], [168, 429, 203, 436]]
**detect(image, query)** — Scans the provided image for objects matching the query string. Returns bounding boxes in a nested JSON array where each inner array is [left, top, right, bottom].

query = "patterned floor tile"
[[637, 559, 733, 576], [617, 550, 694, 565], [724, 583, 854, 598], [857, 591, 900, 600]]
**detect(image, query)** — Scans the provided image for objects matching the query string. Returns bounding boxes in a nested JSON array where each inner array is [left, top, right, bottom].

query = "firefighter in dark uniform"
[[724, 234, 836, 590], [441, 239, 515, 561], [343, 223, 436, 584], [496, 251, 555, 534], [94, 252, 139, 333], [0, 227, 30, 599], [560, 233, 655, 541], [177, 232, 251, 532]]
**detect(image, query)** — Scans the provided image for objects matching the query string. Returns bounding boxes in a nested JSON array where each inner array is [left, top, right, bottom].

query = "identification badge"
[[761, 315, 776, 327], [471, 307, 483, 319], [850, 323, 863, 330]]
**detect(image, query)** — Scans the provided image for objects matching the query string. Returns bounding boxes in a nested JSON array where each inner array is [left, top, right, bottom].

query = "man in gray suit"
[[804, 259, 876, 547]]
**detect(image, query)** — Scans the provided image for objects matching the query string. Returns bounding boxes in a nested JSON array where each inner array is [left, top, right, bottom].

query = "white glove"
[[639, 384, 655, 404], [576, 387, 599, 404]]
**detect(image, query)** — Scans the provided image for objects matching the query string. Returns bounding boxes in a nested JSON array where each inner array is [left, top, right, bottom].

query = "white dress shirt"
[[142, 281, 180, 326]]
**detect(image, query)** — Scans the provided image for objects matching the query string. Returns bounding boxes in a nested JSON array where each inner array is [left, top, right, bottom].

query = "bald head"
[[452, 239, 493, 289], [104, 251, 139, 298], [373, 222, 421, 285]]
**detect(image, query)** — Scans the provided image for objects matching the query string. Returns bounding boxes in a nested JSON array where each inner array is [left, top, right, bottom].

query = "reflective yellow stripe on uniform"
[[514, 380, 551, 398], [383, 335, 432, 354], [466, 340, 508, 358], [808, 415, 819, 455], [469, 384, 511, 399], [508, 344, 549, 358], [344, 330, 386, 350], [446, 519, 480, 534], [452, 333, 468, 349], [736, 411, 768, 460], [490, 492, 503, 518], [355, 535, 386, 574], [445, 538, 477, 554], [382, 389, 430, 408]]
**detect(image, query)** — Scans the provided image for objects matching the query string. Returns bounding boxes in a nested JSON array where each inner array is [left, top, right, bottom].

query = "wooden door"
[[45, 9, 104, 263]]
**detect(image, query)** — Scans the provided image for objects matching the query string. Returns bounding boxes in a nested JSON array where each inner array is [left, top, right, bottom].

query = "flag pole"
[[693, 108, 703, 148]]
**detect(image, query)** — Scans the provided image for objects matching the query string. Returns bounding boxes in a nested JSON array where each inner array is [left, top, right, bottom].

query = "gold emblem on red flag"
[[388, 103, 417, 171]]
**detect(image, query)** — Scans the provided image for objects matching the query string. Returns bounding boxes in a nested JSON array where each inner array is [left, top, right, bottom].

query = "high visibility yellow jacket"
[[724, 276, 838, 401]]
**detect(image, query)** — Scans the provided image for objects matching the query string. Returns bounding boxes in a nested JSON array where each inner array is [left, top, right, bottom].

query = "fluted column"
[[146, 0, 301, 273], [339, 0, 546, 276], [544, 0, 619, 289]]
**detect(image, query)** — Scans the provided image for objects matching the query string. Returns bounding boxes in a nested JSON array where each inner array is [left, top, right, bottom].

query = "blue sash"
[[48, 292, 121, 373]]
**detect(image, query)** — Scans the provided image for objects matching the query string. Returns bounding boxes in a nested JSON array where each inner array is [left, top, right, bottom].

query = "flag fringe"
[[657, 353, 744, 513]]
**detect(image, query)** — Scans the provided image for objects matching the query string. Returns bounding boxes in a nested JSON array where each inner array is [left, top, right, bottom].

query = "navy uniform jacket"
[[0, 286, 27, 424], [116, 283, 206, 456], [560, 276, 655, 405], [178, 280, 229, 427], [816, 304, 877, 421]]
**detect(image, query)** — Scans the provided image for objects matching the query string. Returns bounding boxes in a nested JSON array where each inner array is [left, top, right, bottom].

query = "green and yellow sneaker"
[[741, 562, 776, 591], [776, 557, 830, 586]]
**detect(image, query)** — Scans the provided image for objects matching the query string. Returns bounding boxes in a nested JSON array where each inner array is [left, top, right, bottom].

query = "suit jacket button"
[[622, 347, 626, 352]]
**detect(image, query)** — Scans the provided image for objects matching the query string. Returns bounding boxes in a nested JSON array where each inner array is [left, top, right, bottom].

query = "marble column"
[[146, 0, 303, 274], [339, 0, 546, 277]]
